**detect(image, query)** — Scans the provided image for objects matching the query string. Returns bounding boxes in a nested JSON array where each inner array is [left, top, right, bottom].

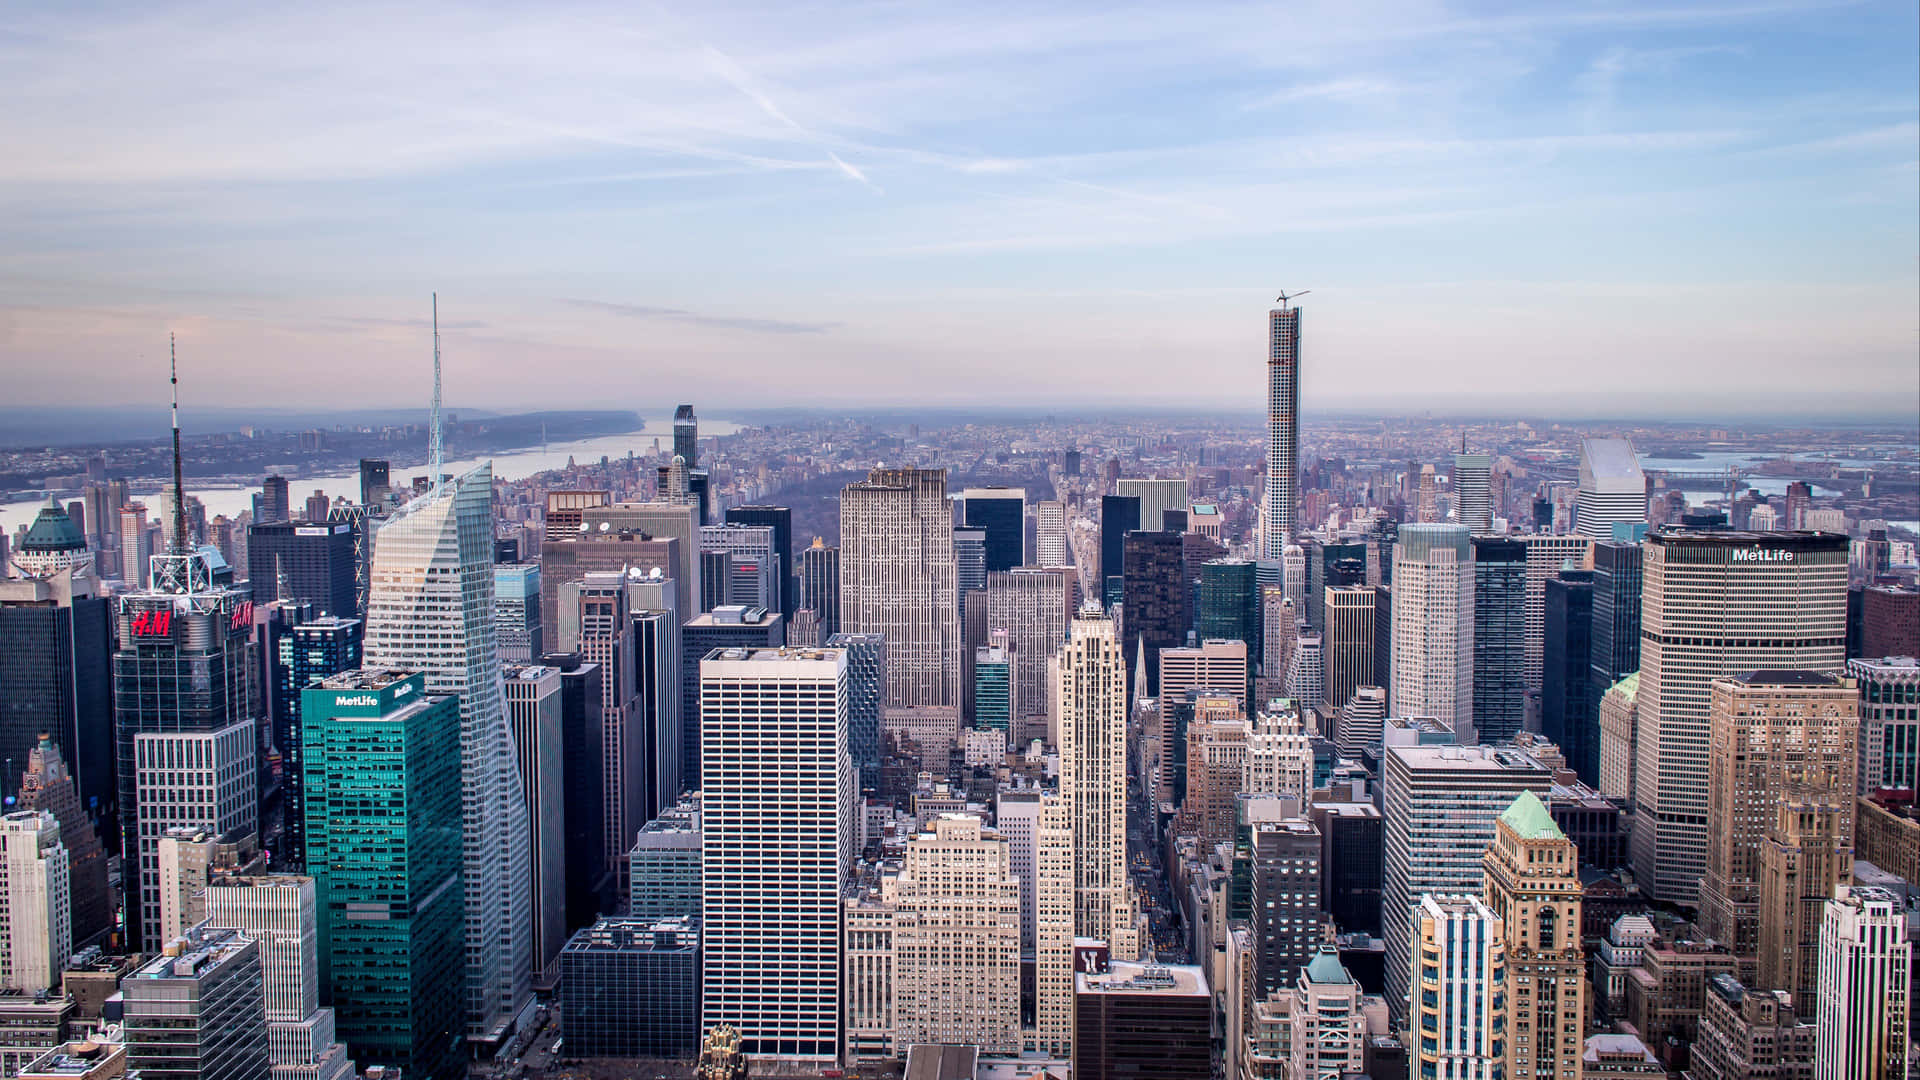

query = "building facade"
[[840, 469, 960, 709]]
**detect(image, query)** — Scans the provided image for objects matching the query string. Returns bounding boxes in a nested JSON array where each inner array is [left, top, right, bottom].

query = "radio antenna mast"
[[430, 293, 443, 492], [169, 334, 187, 555]]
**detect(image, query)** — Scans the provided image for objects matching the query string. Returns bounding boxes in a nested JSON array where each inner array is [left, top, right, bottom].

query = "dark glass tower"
[[358, 459, 390, 506], [541, 652, 608, 930], [672, 405, 698, 466], [1304, 539, 1367, 632], [798, 540, 840, 638], [678, 608, 784, 792], [724, 506, 794, 617], [1122, 530, 1188, 698], [962, 488, 1026, 572], [1099, 495, 1140, 607], [1543, 570, 1596, 782], [1197, 558, 1259, 648], [274, 615, 362, 870], [827, 633, 886, 794], [1471, 536, 1528, 743], [246, 520, 360, 619], [1589, 540, 1642, 779], [0, 576, 114, 836]]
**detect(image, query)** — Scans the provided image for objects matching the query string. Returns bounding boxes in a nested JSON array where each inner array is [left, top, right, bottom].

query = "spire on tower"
[[430, 293, 443, 493], [169, 334, 187, 555]]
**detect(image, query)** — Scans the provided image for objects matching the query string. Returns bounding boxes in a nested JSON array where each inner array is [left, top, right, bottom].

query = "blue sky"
[[2, 1, 1915, 416]]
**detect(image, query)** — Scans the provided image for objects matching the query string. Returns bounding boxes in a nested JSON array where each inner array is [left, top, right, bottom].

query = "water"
[[1640, 449, 1914, 498], [1, 416, 741, 535]]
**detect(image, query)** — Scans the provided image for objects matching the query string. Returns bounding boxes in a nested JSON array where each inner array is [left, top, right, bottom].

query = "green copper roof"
[[1303, 946, 1351, 984], [22, 501, 85, 553], [1498, 790, 1564, 841], [1610, 671, 1640, 698]]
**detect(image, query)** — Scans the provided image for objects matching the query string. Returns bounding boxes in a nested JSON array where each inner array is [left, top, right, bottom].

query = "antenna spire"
[[169, 334, 187, 555], [430, 293, 443, 492]]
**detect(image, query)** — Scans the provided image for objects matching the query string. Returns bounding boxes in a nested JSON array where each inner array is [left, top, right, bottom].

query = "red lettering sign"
[[228, 601, 254, 630], [131, 609, 173, 638]]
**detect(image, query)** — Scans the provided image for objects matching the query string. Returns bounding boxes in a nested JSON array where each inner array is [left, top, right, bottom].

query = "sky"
[[1, 1, 1916, 418]]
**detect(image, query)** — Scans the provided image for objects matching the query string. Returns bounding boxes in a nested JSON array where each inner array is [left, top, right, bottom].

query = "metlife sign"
[[1732, 548, 1795, 563]]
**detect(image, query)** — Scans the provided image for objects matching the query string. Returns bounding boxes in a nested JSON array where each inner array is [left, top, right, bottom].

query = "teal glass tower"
[[304, 669, 465, 1080], [975, 643, 1013, 732]]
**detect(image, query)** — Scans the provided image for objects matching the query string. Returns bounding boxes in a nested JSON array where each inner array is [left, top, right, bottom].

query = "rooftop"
[[1302, 947, 1351, 985], [1731, 669, 1844, 687], [1076, 961, 1208, 998], [1579, 437, 1645, 486], [313, 668, 416, 692], [1499, 791, 1566, 841]]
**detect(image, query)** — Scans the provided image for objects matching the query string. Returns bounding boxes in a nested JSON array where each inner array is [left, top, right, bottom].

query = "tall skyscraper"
[[1542, 569, 1596, 779], [1391, 524, 1475, 740], [564, 573, 640, 872], [274, 615, 362, 871], [1197, 557, 1259, 671], [493, 562, 542, 662], [1380, 744, 1552, 1015], [892, 814, 1023, 1053], [1482, 792, 1586, 1080], [1453, 452, 1493, 531], [1098, 495, 1140, 607], [974, 641, 1013, 732], [1471, 535, 1527, 743], [0, 570, 113, 837], [1632, 531, 1849, 904], [700, 647, 853, 1067], [1757, 795, 1853, 1013], [1264, 300, 1301, 555], [1250, 817, 1322, 997], [121, 926, 271, 1080], [1699, 671, 1858, 982], [673, 404, 698, 466], [1850, 656, 1920, 796], [15, 736, 109, 949], [954, 527, 988, 605], [358, 458, 390, 506], [825, 633, 885, 793], [260, 475, 291, 525], [1587, 540, 1643, 786], [1410, 894, 1505, 1079], [1324, 585, 1376, 711], [724, 506, 795, 617], [1815, 884, 1910, 1080], [200, 875, 356, 1080], [798, 538, 840, 639], [1073, 962, 1212, 1080], [0, 810, 68, 993], [1036, 500, 1068, 568], [303, 670, 465, 1080], [840, 468, 959, 709], [680, 606, 784, 792], [359, 464, 532, 1043], [1121, 530, 1188, 699], [986, 567, 1073, 744], [541, 652, 609, 928], [701, 523, 779, 613], [961, 487, 1027, 572], [246, 520, 359, 618], [1056, 609, 1141, 960], [1576, 438, 1647, 539], [503, 664, 567, 985], [114, 545, 258, 951]]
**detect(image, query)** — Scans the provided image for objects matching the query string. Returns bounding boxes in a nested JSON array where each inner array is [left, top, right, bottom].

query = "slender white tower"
[[1264, 297, 1303, 556]]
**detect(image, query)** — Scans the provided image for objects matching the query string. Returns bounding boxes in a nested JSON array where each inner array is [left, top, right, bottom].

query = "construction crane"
[[1275, 289, 1311, 309]]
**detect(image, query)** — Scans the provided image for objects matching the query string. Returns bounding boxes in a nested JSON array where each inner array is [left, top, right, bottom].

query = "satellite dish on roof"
[[599, 521, 611, 532]]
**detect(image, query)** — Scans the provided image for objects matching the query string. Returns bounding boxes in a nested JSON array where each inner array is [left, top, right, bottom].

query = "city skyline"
[[2, 2, 1915, 413]]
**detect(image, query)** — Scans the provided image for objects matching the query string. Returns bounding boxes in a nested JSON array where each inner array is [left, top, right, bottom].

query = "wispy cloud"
[[562, 299, 836, 335]]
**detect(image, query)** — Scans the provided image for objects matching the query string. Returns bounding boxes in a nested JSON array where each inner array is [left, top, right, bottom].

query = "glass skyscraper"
[[304, 670, 464, 1080], [1264, 302, 1301, 555], [1471, 536, 1528, 744], [275, 615, 361, 871]]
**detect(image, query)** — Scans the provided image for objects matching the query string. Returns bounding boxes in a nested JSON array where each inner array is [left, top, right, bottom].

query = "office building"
[[1058, 610, 1142, 959], [1410, 895, 1506, 1080], [1851, 656, 1920, 795], [1157, 637, 1249, 742], [303, 670, 464, 1079], [840, 468, 959, 709], [1576, 438, 1647, 540], [824, 633, 885, 794], [15, 737, 110, 949], [1116, 478, 1188, 535], [1587, 540, 1642, 785], [628, 589, 681, 824], [114, 546, 258, 951], [1482, 792, 1586, 1080], [1633, 531, 1849, 904], [1861, 585, 1920, 659], [272, 615, 360, 872], [538, 522, 683, 650], [0, 811, 68, 993], [1453, 452, 1492, 532], [724, 506, 794, 617], [681, 606, 784, 791], [493, 563, 541, 662], [892, 815, 1022, 1053], [200, 875, 355, 1080], [1244, 705, 1314, 803], [1332, 684, 1387, 761], [1700, 671, 1858, 979], [0, 571, 113, 844], [954, 528, 988, 608], [798, 539, 840, 639], [260, 475, 291, 525], [246, 520, 359, 619], [1073, 962, 1211, 1080], [1285, 631, 1325, 712], [121, 926, 270, 1080], [1245, 946, 1368, 1080], [701, 523, 778, 613], [1310, 801, 1383, 936], [1391, 525, 1474, 740], [1468, 536, 1526, 744], [1323, 585, 1375, 713], [539, 653, 608, 928], [1198, 557, 1260, 659], [1521, 534, 1592, 696], [986, 567, 1073, 743], [1098, 495, 1140, 606], [1542, 569, 1596, 780], [700, 647, 853, 1067], [672, 403, 698, 465], [1264, 301, 1301, 554], [961, 487, 1026, 573], [1121, 530, 1188, 699], [559, 915, 701, 1060], [1250, 818, 1322, 997], [357, 459, 389, 506], [974, 641, 1014, 733], [1690, 975, 1816, 1080], [630, 796, 701, 920], [360, 464, 532, 1045], [503, 665, 567, 985], [1757, 795, 1853, 1013], [1815, 885, 1910, 1080], [562, 573, 642, 873], [1380, 744, 1552, 1014], [1036, 500, 1068, 568]]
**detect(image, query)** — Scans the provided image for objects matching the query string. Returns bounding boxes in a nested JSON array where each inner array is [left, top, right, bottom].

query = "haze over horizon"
[[3, 1, 1915, 414]]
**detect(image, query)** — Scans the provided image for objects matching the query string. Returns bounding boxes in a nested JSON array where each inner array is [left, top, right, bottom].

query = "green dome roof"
[[21, 501, 86, 553], [1303, 946, 1351, 984], [1498, 790, 1565, 841]]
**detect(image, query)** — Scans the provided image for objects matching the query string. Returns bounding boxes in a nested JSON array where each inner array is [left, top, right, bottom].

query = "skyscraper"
[[0, 570, 113, 837], [200, 875, 356, 1080], [122, 926, 271, 1080], [700, 646, 853, 1067], [1757, 795, 1853, 1013], [961, 487, 1027, 572], [1587, 540, 1643, 785], [260, 475, 291, 525], [1482, 792, 1586, 1080], [493, 562, 542, 661], [1391, 524, 1475, 740], [1264, 300, 1301, 555], [358, 458, 390, 506], [1849, 656, 1920, 795], [1036, 500, 1068, 568], [303, 670, 465, 1080], [673, 404, 698, 466], [246, 519, 360, 618], [986, 567, 1073, 744], [724, 506, 795, 617], [1470, 535, 1527, 743], [974, 641, 1013, 732], [798, 538, 840, 638], [359, 464, 532, 1044], [1197, 557, 1259, 674], [1410, 895, 1505, 1079], [892, 815, 1023, 1053], [1250, 817, 1322, 997], [1632, 530, 1849, 904], [1098, 495, 1140, 607], [1324, 585, 1376, 711], [15, 736, 110, 949], [1542, 569, 1596, 780], [840, 468, 959, 709], [1121, 530, 1188, 700], [1576, 438, 1647, 540], [1815, 885, 1910, 1080], [701, 523, 779, 612], [1699, 671, 1858, 982], [825, 632, 885, 794], [680, 606, 784, 792], [1056, 609, 1141, 960], [275, 615, 362, 871], [1453, 452, 1492, 532], [0, 810, 68, 993], [503, 664, 567, 986], [564, 573, 640, 871]]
